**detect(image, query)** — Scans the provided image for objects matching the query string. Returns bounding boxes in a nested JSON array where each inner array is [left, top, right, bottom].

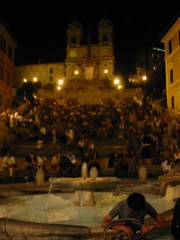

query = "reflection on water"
[[0, 192, 175, 228]]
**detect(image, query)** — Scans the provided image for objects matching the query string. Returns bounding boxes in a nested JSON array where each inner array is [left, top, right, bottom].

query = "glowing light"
[[33, 77, 38, 82], [117, 84, 123, 89], [142, 75, 147, 81], [58, 79, 64, 85], [114, 78, 120, 85], [104, 69, 108, 74]]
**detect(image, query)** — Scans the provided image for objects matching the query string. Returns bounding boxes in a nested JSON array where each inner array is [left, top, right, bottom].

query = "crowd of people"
[[0, 95, 180, 179], [0, 96, 179, 240]]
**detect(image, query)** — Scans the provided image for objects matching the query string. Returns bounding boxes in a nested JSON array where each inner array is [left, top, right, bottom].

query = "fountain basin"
[[0, 218, 90, 240], [0, 191, 175, 240]]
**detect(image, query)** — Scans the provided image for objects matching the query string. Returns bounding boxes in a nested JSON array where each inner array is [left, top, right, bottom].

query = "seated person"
[[108, 149, 120, 168], [89, 150, 100, 172], [2, 151, 16, 177], [51, 151, 61, 170], [37, 153, 46, 170]]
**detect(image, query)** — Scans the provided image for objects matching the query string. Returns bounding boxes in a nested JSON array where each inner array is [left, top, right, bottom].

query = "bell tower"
[[98, 15, 113, 45], [66, 17, 82, 48]]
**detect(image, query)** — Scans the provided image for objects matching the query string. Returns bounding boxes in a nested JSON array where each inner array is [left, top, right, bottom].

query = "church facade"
[[65, 16, 114, 84], [14, 16, 140, 105], [14, 16, 118, 105]]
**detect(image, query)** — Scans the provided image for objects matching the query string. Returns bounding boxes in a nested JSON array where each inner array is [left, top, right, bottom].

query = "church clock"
[[69, 50, 77, 58]]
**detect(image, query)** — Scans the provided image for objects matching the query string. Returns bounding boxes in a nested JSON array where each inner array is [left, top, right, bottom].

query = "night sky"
[[1, 1, 179, 75]]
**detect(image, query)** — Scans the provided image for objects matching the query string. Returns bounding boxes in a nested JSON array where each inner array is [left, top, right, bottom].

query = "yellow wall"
[[161, 17, 180, 114]]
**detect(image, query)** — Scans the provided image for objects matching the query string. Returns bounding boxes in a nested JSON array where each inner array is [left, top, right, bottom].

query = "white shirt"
[[3, 155, 15, 166]]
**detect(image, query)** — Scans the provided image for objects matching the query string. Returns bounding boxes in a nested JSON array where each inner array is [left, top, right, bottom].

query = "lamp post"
[[57, 79, 64, 90], [74, 70, 79, 84], [104, 69, 108, 79], [114, 78, 120, 98], [141, 75, 147, 85]]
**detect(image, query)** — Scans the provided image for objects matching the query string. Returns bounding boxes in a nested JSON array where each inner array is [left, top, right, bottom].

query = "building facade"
[[14, 63, 65, 88], [14, 16, 120, 105], [129, 46, 165, 85], [65, 16, 114, 83], [161, 16, 180, 114], [0, 21, 17, 111]]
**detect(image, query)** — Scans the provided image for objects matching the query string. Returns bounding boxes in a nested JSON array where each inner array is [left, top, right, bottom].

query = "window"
[[102, 33, 108, 42], [8, 45, 13, 60], [0, 64, 4, 81], [170, 69, 173, 84], [171, 96, 174, 109], [0, 36, 6, 52], [49, 76, 53, 82], [168, 40, 172, 54], [71, 36, 76, 44], [49, 68, 53, 74], [0, 95, 2, 107], [7, 71, 11, 85], [6, 99, 10, 108]]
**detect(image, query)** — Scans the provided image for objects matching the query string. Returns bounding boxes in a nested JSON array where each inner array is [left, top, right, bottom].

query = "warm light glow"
[[117, 84, 123, 89], [104, 69, 108, 74], [142, 75, 147, 81], [57, 86, 61, 90], [33, 77, 38, 82], [23, 78, 27, 83], [74, 70, 79, 75], [114, 78, 120, 85], [58, 79, 64, 85]]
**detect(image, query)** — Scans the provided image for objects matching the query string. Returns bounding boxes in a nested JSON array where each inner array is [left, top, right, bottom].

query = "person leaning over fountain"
[[172, 198, 180, 240], [101, 192, 167, 239]]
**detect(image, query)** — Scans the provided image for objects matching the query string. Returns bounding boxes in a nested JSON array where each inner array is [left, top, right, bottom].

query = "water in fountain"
[[0, 192, 175, 228]]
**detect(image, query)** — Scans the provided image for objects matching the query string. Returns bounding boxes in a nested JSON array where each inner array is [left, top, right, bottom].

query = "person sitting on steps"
[[2, 151, 17, 178]]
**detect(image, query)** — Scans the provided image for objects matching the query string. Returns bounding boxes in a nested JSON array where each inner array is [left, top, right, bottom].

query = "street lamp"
[[57, 79, 64, 91], [103, 69, 108, 79], [113, 78, 120, 99], [114, 78, 120, 86], [74, 70, 79, 77], [142, 75, 147, 81], [74, 70, 79, 84], [58, 79, 64, 86], [33, 77, 38, 82]]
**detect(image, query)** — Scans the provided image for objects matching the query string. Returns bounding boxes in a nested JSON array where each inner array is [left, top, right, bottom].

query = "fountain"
[[48, 163, 121, 207], [0, 162, 179, 240], [0, 190, 175, 240], [158, 162, 180, 200]]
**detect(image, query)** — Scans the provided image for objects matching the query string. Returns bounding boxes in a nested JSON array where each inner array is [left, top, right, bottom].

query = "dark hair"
[[127, 193, 145, 212]]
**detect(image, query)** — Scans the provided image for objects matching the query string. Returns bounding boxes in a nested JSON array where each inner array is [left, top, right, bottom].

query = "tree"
[[16, 81, 42, 103]]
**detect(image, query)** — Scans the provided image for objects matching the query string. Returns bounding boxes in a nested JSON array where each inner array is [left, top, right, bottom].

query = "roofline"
[[159, 11, 180, 42], [0, 19, 20, 47]]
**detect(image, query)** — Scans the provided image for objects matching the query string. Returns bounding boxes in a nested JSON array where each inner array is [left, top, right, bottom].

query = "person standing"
[[101, 192, 167, 239], [25, 152, 37, 181]]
